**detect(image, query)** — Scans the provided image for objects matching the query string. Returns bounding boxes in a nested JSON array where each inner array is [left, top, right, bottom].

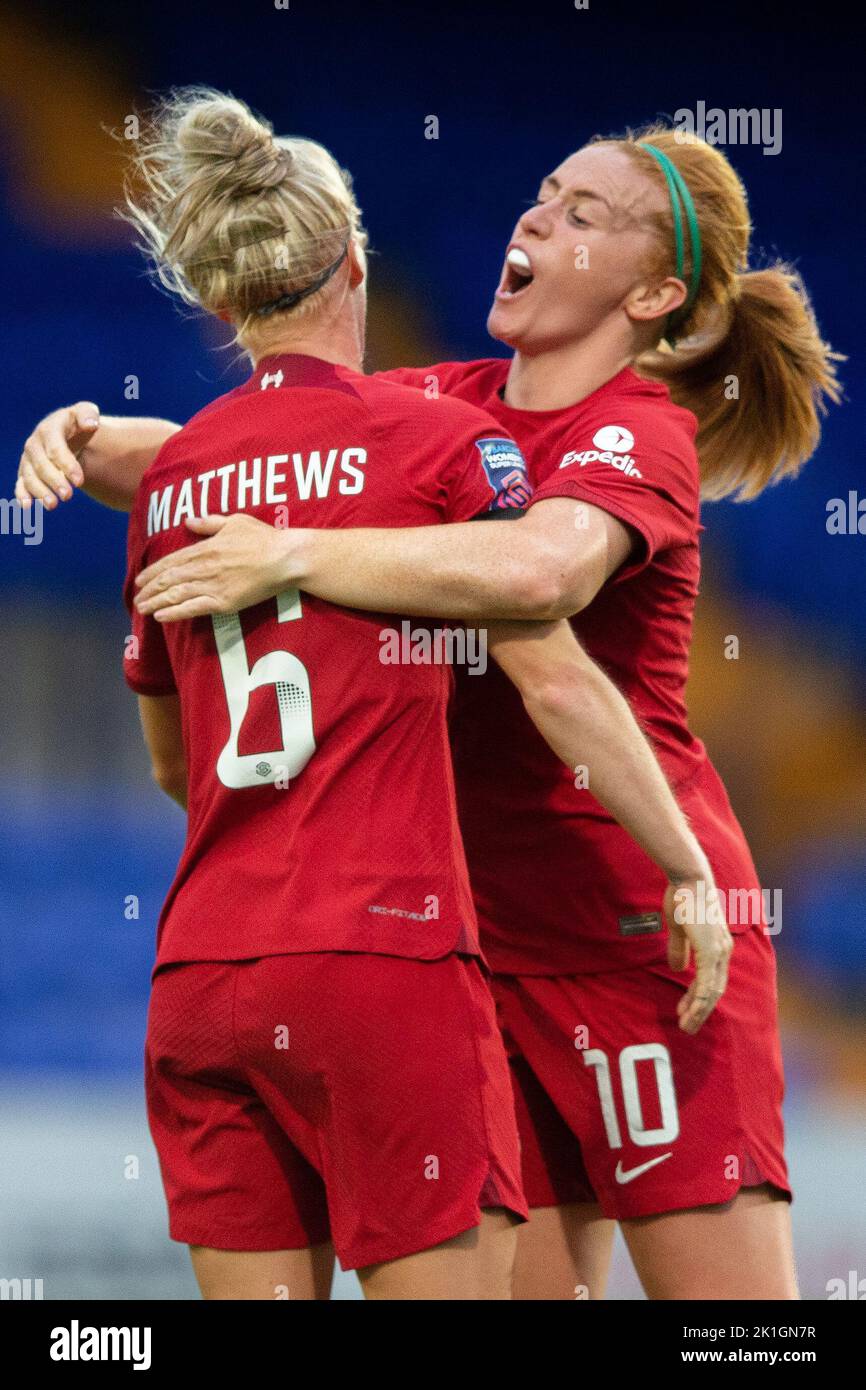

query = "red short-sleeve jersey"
[[124, 353, 530, 970], [378, 360, 762, 974]]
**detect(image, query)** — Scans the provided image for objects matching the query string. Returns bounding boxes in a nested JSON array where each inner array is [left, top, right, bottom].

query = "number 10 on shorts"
[[584, 1044, 680, 1148]]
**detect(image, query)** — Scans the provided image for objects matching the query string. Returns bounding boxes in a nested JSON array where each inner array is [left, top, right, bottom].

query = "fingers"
[[15, 470, 38, 509], [676, 929, 734, 1034], [185, 514, 230, 535], [19, 442, 71, 507], [137, 577, 224, 618], [153, 593, 224, 623], [666, 920, 690, 973], [677, 976, 719, 1035], [663, 874, 733, 1033], [16, 403, 99, 507], [711, 927, 733, 1000], [72, 402, 101, 435], [135, 514, 256, 609], [664, 881, 691, 971], [134, 513, 272, 617], [135, 544, 217, 607]]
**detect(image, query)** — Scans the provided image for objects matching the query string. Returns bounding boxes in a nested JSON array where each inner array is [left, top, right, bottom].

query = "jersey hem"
[[124, 674, 178, 697], [151, 937, 481, 981]]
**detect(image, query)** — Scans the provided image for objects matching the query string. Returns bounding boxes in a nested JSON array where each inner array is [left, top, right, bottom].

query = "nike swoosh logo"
[[615, 1153, 673, 1184]]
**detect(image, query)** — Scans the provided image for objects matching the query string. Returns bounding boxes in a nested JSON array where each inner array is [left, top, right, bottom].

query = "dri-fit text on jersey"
[[146, 448, 367, 536]]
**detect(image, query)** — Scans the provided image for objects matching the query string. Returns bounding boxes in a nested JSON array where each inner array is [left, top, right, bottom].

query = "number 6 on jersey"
[[212, 588, 315, 789]]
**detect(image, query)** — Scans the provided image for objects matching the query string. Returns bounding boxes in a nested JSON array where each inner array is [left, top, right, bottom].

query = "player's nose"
[[517, 199, 555, 239]]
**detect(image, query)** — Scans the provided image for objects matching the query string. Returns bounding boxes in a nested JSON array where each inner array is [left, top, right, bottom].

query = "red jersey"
[[123, 353, 530, 970], [379, 359, 763, 974]]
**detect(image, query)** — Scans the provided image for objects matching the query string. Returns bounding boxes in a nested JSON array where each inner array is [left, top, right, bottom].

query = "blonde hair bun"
[[173, 94, 293, 196], [122, 86, 367, 332]]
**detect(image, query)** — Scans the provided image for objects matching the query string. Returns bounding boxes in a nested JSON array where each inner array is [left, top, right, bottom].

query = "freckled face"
[[488, 145, 668, 354]]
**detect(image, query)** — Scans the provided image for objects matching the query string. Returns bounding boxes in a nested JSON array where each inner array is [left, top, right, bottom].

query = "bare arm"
[[16, 406, 630, 623], [138, 694, 187, 809], [486, 619, 732, 1033], [132, 499, 634, 624], [16, 404, 179, 512], [286, 497, 631, 620], [82, 416, 180, 509]]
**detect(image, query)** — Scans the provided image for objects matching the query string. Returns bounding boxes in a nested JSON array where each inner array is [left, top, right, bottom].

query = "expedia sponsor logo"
[[559, 448, 642, 478], [560, 424, 641, 477], [593, 425, 634, 452]]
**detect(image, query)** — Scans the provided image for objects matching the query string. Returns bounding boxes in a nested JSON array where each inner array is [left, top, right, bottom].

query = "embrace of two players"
[[17, 87, 839, 1300]]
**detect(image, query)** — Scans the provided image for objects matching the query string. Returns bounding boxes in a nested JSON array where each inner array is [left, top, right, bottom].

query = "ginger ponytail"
[[603, 125, 842, 501]]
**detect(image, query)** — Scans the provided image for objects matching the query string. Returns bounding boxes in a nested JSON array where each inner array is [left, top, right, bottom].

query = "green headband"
[[640, 143, 702, 346]]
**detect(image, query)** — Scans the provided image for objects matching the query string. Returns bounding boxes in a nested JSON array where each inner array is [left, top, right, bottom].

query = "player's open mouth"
[[496, 246, 535, 300]]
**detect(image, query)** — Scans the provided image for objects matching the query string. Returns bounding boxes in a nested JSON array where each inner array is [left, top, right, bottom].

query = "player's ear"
[[625, 276, 686, 326], [347, 238, 367, 290]]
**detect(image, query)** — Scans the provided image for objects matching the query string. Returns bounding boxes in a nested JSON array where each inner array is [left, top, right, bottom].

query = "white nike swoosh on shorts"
[[614, 1152, 674, 1184]]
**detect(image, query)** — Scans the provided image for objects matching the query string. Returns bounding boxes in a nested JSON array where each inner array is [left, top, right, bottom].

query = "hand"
[[135, 513, 304, 621], [16, 403, 101, 509], [663, 869, 733, 1035]]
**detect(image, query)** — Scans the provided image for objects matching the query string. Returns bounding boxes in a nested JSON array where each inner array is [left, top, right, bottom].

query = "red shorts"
[[145, 952, 527, 1270], [493, 924, 791, 1220]]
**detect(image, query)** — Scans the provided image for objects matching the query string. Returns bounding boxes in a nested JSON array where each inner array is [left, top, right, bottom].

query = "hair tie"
[[254, 239, 350, 318]]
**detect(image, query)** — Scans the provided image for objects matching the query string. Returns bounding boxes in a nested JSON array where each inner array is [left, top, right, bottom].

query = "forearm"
[[132, 498, 628, 627], [490, 624, 730, 1034], [288, 518, 564, 620], [139, 694, 187, 809], [82, 417, 180, 510], [493, 627, 707, 882]]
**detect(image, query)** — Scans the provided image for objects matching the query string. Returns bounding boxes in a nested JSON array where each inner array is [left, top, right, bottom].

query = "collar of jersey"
[[253, 353, 353, 390], [494, 364, 646, 418]]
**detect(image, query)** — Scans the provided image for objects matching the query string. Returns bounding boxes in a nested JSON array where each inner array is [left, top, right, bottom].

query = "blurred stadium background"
[[0, 0, 862, 1299]]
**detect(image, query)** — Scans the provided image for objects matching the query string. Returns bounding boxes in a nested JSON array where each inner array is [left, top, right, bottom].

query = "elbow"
[[152, 762, 187, 805], [522, 670, 582, 724], [543, 579, 591, 622], [509, 547, 590, 621], [520, 645, 607, 726]]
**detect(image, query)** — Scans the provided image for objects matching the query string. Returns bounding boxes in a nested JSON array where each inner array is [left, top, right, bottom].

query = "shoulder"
[[169, 379, 257, 441], [600, 370, 697, 456], [136, 384, 247, 486], [566, 369, 700, 504], [374, 356, 510, 402], [361, 371, 511, 449]]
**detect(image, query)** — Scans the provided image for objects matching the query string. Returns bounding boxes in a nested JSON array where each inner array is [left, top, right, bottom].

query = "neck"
[[251, 312, 365, 374], [503, 321, 634, 411]]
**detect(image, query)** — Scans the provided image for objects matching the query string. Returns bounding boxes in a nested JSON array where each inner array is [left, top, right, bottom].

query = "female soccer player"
[[20, 93, 730, 1301], [19, 125, 830, 1299]]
